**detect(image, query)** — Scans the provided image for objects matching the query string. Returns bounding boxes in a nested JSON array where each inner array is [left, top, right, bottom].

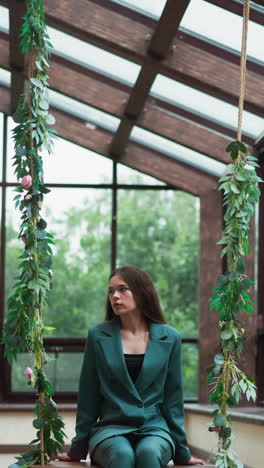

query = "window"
[[1, 114, 199, 400]]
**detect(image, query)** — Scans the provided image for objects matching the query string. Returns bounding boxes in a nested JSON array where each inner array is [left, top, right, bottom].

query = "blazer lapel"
[[135, 322, 173, 395], [94, 317, 141, 401]]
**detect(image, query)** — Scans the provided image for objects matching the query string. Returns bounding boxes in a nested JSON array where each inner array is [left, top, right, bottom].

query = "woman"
[[56, 265, 204, 467]]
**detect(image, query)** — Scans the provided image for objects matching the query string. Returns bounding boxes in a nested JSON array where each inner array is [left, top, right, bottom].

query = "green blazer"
[[68, 316, 191, 465]]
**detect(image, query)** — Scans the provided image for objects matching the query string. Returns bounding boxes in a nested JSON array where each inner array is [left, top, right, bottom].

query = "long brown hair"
[[105, 265, 167, 323]]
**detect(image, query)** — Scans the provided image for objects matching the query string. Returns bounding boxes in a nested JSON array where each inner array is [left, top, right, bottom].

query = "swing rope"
[[237, 0, 250, 142]]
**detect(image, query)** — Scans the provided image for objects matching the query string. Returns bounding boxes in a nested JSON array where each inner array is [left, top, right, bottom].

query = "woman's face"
[[108, 274, 138, 316]]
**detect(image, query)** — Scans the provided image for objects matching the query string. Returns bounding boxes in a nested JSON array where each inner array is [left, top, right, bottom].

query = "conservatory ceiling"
[[0, 0, 263, 193]]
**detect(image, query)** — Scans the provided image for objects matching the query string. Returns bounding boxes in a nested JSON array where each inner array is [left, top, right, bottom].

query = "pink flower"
[[21, 235, 27, 244], [24, 367, 33, 381], [21, 175, 32, 190], [208, 426, 222, 433], [25, 194, 32, 200]]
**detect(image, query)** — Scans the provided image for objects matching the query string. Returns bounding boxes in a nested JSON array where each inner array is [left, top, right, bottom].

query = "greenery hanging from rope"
[[206, 1, 261, 467], [2, 0, 65, 466]]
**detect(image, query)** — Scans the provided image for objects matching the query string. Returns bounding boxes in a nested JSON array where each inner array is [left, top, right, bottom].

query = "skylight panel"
[[151, 75, 264, 139], [109, 0, 166, 20], [0, 6, 140, 87], [49, 90, 120, 133], [48, 28, 141, 87], [0, 68, 10, 87], [0, 6, 8, 33], [181, 0, 264, 64], [130, 126, 226, 178]]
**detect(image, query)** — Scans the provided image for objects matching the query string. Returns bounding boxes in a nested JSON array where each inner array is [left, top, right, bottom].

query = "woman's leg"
[[92, 435, 135, 468], [134, 435, 172, 468]]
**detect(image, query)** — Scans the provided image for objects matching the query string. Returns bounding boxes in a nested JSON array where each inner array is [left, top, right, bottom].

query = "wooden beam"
[[110, 0, 191, 158], [9, 0, 27, 114], [140, 105, 232, 164], [39, 0, 264, 118], [165, 35, 264, 117], [204, 0, 264, 26], [0, 37, 252, 162], [256, 160, 264, 403], [37, 105, 217, 196], [0, 85, 11, 114], [199, 190, 223, 402], [120, 142, 216, 196]]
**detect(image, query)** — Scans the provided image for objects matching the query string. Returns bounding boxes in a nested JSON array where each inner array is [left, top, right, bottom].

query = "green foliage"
[[1, 1, 65, 466], [207, 141, 261, 467]]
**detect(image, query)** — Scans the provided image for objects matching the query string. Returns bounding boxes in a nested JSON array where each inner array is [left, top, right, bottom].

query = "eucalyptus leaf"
[[240, 278, 251, 290], [46, 114, 56, 125], [221, 329, 233, 340], [33, 418, 44, 429], [214, 353, 224, 365], [215, 414, 226, 426]]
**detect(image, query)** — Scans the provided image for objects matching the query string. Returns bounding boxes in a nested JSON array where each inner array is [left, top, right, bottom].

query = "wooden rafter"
[[0, 85, 217, 194], [38, 0, 264, 118], [0, 35, 240, 163], [1, 0, 263, 127], [9, 0, 27, 114], [109, 0, 191, 158]]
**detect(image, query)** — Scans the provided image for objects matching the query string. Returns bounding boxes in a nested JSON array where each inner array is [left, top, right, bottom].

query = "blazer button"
[[137, 402, 144, 408]]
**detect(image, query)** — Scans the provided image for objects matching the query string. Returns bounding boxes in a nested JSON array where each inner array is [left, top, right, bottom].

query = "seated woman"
[[55, 265, 204, 467]]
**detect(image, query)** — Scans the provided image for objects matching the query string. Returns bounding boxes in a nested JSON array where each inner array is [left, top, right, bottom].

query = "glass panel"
[[0, 6, 141, 87], [182, 343, 198, 399], [181, 0, 264, 65], [0, 67, 10, 87], [130, 126, 226, 177], [117, 163, 166, 185], [5, 188, 112, 335], [0, 6, 8, 34], [6, 117, 16, 183], [12, 346, 198, 396], [49, 90, 120, 132], [110, 0, 166, 20], [5, 187, 21, 314], [48, 28, 140, 87], [7, 116, 113, 184], [117, 190, 199, 337], [151, 75, 264, 139], [12, 352, 83, 392]]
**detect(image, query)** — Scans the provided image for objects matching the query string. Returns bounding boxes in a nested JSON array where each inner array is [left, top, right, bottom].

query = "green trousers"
[[91, 433, 173, 468]]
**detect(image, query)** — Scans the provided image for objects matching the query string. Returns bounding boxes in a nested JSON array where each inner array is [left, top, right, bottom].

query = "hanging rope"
[[237, 0, 250, 142]]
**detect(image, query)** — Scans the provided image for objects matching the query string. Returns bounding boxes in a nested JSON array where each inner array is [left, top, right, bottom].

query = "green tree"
[[6, 187, 199, 397]]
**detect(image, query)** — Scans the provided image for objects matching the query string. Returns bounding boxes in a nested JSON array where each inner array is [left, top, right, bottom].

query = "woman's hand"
[[186, 456, 205, 465], [50, 452, 81, 462]]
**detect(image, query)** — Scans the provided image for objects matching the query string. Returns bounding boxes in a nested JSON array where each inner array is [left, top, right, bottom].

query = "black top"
[[124, 353, 145, 383]]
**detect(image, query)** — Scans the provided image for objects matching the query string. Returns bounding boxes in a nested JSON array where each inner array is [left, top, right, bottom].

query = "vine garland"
[[207, 140, 261, 468], [207, 2, 262, 467], [2, 1, 65, 466]]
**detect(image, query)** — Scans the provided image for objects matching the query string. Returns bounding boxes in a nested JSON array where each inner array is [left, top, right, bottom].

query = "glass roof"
[[151, 75, 264, 139], [48, 28, 140, 87], [0, 67, 224, 177], [49, 90, 120, 133], [0, 6, 140, 87], [181, 0, 264, 65], [0, 68, 10, 87], [0, 6, 8, 33], [130, 126, 226, 178], [0, 1, 263, 179], [110, 0, 166, 20], [110, 1, 264, 65]]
